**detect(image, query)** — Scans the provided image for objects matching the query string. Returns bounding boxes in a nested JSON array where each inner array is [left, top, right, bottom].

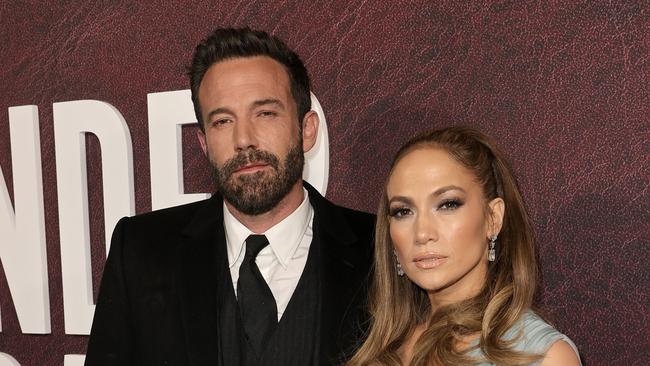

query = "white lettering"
[[63, 355, 84, 366], [147, 90, 209, 210], [0, 105, 50, 334], [0, 353, 20, 366], [53, 100, 135, 335]]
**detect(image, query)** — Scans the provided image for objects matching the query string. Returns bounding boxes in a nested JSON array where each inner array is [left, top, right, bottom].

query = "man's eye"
[[438, 199, 463, 211], [389, 207, 412, 218], [211, 118, 231, 126], [258, 110, 277, 117]]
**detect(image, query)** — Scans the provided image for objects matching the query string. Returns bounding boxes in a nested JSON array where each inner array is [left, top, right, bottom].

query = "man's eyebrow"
[[204, 99, 285, 120], [251, 98, 285, 110], [206, 107, 234, 120]]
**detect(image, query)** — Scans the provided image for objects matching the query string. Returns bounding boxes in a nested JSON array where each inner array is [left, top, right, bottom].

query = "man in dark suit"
[[84, 28, 374, 365]]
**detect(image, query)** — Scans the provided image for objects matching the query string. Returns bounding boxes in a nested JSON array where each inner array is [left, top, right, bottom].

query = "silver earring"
[[394, 250, 405, 276], [488, 235, 497, 262]]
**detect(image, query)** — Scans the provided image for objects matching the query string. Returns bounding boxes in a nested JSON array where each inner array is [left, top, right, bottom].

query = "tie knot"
[[245, 235, 269, 258]]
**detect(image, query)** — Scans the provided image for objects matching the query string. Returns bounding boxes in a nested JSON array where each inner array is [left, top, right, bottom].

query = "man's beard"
[[210, 143, 304, 216]]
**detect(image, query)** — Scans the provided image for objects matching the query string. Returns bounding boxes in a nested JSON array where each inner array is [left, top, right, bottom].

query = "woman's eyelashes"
[[437, 198, 463, 211], [389, 206, 413, 218]]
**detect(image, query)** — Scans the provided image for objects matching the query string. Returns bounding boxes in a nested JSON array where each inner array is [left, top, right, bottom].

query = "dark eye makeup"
[[438, 198, 464, 211], [388, 206, 412, 218]]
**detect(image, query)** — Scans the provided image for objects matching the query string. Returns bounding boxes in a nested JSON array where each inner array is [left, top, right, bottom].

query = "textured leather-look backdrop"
[[1, 1, 648, 365]]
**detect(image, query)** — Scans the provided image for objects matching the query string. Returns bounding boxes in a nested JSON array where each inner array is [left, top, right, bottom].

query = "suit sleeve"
[[84, 217, 133, 366]]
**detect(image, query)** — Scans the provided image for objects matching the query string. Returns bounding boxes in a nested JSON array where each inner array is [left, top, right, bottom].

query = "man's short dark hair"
[[189, 27, 311, 131]]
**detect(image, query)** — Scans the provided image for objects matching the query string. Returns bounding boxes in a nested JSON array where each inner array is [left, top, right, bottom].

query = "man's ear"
[[301, 111, 319, 153], [487, 197, 505, 237], [196, 128, 208, 156]]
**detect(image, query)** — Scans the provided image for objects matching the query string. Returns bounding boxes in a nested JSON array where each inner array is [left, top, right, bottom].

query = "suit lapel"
[[306, 184, 372, 365], [177, 194, 227, 366]]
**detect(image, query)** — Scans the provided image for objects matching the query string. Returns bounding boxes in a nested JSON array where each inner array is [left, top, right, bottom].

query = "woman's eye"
[[389, 207, 412, 218], [438, 199, 463, 211]]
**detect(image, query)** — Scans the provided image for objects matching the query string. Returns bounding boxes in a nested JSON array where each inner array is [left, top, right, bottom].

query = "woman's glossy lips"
[[412, 253, 447, 269]]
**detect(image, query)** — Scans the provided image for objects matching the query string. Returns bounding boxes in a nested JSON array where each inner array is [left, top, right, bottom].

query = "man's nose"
[[233, 118, 258, 151]]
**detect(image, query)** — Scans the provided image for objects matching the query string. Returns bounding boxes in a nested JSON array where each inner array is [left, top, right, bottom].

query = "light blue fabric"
[[467, 311, 581, 366]]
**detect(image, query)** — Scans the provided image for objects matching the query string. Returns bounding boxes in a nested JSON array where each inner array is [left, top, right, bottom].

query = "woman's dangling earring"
[[394, 250, 405, 276], [488, 235, 497, 262]]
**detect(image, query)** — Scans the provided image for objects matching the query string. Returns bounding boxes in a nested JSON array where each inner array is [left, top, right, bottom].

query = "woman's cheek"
[[390, 222, 411, 250]]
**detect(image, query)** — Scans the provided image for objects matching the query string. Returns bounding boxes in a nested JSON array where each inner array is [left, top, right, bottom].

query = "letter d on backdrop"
[[53, 100, 135, 335]]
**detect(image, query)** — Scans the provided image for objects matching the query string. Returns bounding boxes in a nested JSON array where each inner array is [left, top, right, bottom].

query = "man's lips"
[[412, 253, 448, 269], [233, 162, 270, 174]]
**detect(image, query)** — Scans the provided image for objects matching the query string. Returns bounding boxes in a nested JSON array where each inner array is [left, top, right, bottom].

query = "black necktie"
[[237, 234, 278, 355]]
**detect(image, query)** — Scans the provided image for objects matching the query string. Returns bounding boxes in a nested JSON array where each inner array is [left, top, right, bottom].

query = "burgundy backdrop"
[[1, 1, 648, 365]]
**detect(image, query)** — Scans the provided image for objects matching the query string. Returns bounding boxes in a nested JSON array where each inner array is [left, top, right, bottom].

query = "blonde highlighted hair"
[[347, 127, 541, 366]]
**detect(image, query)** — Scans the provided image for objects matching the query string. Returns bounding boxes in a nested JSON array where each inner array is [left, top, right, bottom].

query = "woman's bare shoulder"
[[539, 340, 581, 366]]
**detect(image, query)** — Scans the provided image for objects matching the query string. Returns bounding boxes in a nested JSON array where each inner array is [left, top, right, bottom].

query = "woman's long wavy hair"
[[347, 127, 540, 366]]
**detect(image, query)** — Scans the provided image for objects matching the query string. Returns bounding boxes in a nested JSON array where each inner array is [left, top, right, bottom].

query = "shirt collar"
[[224, 188, 312, 269]]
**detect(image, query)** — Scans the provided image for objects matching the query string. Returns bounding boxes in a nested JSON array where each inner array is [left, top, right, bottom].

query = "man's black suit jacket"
[[85, 183, 375, 365]]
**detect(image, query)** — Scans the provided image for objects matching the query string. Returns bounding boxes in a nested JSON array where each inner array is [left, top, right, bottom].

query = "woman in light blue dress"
[[348, 127, 581, 366]]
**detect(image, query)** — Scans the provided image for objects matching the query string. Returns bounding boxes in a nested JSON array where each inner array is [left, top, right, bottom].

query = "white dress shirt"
[[224, 188, 314, 321]]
